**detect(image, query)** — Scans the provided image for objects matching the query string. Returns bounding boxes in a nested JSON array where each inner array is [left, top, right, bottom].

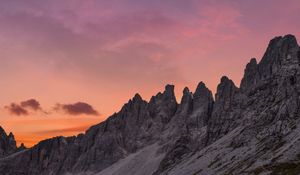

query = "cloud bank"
[[4, 99, 99, 116]]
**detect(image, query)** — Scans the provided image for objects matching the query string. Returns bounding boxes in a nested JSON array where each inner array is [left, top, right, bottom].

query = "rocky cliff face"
[[1, 34, 300, 175], [0, 127, 23, 158], [166, 34, 300, 175]]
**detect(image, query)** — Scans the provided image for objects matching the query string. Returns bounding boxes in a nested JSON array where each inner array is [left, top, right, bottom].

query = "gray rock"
[[240, 58, 259, 92], [258, 34, 299, 80], [175, 87, 193, 116], [206, 76, 240, 145], [0, 127, 18, 158], [192, 82, 214, 127], [148, 84, 178, 124]]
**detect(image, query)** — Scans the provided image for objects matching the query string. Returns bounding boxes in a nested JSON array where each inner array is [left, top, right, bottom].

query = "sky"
[[0, 0, 299, 147]]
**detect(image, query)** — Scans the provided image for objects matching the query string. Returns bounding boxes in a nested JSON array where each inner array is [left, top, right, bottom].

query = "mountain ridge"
[[0, 34, 300, 175]]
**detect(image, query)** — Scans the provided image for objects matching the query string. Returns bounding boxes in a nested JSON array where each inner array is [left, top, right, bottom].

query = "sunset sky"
[[0, 0, 300, 147]]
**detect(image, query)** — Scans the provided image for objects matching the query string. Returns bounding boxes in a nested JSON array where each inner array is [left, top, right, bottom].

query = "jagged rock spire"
[[206, 76, 239, 144], [241, 35, 300, 92], [132, 93, 143, 102], [258, 34, 299, 79], [176, 87, 193, 115], [18, 143, 26, 150], [0, 126, 18, 158], [0, 126, 6, 137], [240, 58, 259, 92], [191, 82, 214, 126], [215, 76, 238, 103], [149, 84, 178, 123], [164, 84, 176, 100], [120, 92, 148, 123], [193, 82, 213, 111]]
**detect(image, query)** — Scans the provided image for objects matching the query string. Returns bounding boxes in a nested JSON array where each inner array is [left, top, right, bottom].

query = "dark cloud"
[[55, 102, 99, 116], [20, 99, 41, 111], [5, 103, 29, 116], [5, 99, 43, 116], [5, 99, 99, 117]]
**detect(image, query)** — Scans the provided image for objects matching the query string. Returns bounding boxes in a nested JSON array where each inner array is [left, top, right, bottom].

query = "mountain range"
[[1, 34, 300, 175]]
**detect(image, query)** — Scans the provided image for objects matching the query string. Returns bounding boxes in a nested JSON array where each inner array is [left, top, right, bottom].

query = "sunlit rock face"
[[1, 34, 300, 175]]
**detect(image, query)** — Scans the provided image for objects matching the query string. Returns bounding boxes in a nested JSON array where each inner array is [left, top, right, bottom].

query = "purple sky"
[[0, 0, 299, 146]]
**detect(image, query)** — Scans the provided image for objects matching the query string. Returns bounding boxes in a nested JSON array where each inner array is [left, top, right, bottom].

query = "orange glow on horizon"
[[0, 116, 104, 147]]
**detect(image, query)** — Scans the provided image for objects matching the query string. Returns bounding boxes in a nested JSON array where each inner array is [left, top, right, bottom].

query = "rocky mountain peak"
[[7, 133, 16, 146], [0, 127, 18, 158], [183, 87, 190, 95], [249, 57, 258, 64], [181, 87, 192, 104], [194, 82, 213, 105], [268, 34, 298, 51], [0, 127, 5, 137], [194, 82, 207, 96], [8, 132, 14, 138], [258, 34, 299, 79], [17, 143, 27, 151], [19, 143, 26, 149], [240, 58, 259, 91], [163, 84, 176, 101], [148, 84, 177, 124], [241, 35, 300, 92], [123, 93, 147, 112], [264, 35, 298, 58], [190, 82, 214, 126], [176, 87, 193, 115], [206, 76, 239, 144], [242, 58, 258, 72], [149, 84, 177, 106], [216, 76, 237, 102], [220, 75, 231, 84], [132, 93, 143, 102]]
